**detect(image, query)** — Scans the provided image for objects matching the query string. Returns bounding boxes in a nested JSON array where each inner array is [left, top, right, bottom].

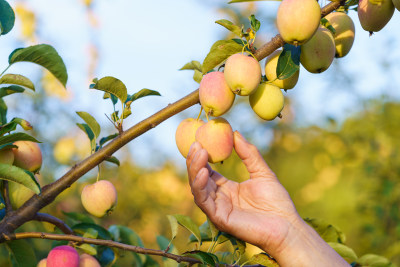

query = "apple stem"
[[196, 107, 203, 121]]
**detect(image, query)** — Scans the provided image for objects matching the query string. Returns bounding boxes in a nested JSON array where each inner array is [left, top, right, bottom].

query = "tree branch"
[[2, 181, 13, 214], [3, 232, 202, 265], [32, 213, 74, 235], [0, 0, 342, 237]]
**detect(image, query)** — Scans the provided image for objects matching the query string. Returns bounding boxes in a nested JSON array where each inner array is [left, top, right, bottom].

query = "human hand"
[[186, 131, 349, 267]]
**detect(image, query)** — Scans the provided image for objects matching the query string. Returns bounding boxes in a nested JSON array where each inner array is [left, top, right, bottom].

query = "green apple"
[[199, 71, 235, 116], [224, 53, 261, 96], [249, 83, 284, 121]]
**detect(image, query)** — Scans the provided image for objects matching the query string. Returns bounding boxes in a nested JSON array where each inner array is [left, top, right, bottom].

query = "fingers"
[[233, 131, 277, 179], [186, 142, 210, 185]]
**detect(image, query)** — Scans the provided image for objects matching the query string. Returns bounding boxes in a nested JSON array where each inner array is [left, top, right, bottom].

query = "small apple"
[[224, 53, 261, 96], [325, 12, 355, 58], [47, 245, 79, 267], [79, 253, 101, 267], [175, 118, 205, 158], [264, 50, 299, 90], [199, 71, 235, 117], [195, 117, 234, 163], [81, 180, 117, 217], [249, 83, 284, 121], [37, 258, 47, 267], [358, 0, 395, 34], [12, 141, 42, 173], [0, 148, 14, 164], [300, 26, 336, 73], [277, 0, 321, 46]]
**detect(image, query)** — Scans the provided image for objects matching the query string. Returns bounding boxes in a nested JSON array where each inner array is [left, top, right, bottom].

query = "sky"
[[1, 0, 400, 170]]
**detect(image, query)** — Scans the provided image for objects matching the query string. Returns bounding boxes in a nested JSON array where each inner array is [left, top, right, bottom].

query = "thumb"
[[233, 131, 276, 179]]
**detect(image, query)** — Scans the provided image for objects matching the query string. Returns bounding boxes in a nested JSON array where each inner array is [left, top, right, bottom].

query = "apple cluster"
[[37, 245, 101, 267], [0, 141, 42, 209]]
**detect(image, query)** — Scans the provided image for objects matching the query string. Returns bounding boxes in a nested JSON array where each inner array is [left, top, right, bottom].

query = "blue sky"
[[2, 0, 400, 169]]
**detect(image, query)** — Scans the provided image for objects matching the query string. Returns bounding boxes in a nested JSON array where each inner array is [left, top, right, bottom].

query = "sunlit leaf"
[[0, 0, 15, 35], [0, 98, 7, 125], [215, 19, 242, 37], [305, 218, 346, 243], [76, 111, 101, 139], [129, 89, 161, 103], [0, 164, 40, 194], [73, 223, 112, 240], [0, 132, 40, 146], [0, 74, 34, 91], [248, 253, 279, 267], [77, 243, 97, 255], [0, 118, 32, 136], [356, 254, 393, 267], [62, 211, 95, 224], [8, 44, 68, 87], [249, 15, 261, 32], [276, 43, 300, 80], [202, 40, 243, 74], [172, 214, 201, 246], [328, 242, 357, 262], [193, 69, 203, 84], [90, 76, 127, 103], [179, 61, 202, 72], [167, 215, 178, 241], [76, 123, 96, 152], [0, 85, 25, 98]]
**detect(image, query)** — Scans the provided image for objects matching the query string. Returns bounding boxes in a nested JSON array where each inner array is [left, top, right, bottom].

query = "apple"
[[79, 253, 101, 267], [195, 117, 234, 163], [12, 141, 42, 173], [249, 83, 284, 121], [175, 118, 205, 158], [300, 26, 336, 73], [277, 0, 321, 46], [81, 180, 117, 217], [264, 49, 299, 90], [325, 12, 355, 58], [224, 53, 261, 96], [47, 245, 79, 267], [0, 148, 14, 164], [199, 71, 235, 117], [37, 258, 47, 267], [358, 0, 395, 34]]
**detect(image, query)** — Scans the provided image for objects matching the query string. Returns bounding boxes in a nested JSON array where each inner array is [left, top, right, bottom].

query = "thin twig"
[[32, 213, 74, 235]]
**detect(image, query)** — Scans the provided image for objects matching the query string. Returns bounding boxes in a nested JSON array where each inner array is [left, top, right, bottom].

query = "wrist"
[[263, 216, 350, 267]]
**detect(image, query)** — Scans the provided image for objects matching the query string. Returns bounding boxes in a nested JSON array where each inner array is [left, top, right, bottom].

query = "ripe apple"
[[175, 118, 205, 158], [325, 12, 355, 58], [79, 254, 101, 267], [81, 180, 117, 217], [195, 117, 234, 163], [358, 0, 395, 34], [393, 0, 400, 11], [37, 258, 47, 267], [47, 245, 79, 267], [249, 83, 284, 121], [264, 50, 299, 90], [12, 141, 42, 173], [199, 71, 235, 116], [300, 26, 336, 73], [0, 148, 14, 164], [224, 53, 261, 96], [8, 174, 40, 209], [277, 0, 321, 46]]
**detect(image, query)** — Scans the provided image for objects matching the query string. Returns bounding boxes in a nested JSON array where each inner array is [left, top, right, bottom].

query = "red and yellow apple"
[[47, 245, 79, 267], [175, 118, 205, 158], [81, 180, 117, 217], [12, 141, 42, 173]]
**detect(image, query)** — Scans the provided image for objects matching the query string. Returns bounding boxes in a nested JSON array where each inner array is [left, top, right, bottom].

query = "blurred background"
[[0, 0, 399, 265]]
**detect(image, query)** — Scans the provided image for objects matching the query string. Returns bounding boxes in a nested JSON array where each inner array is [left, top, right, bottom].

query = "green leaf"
[[304, 218, 346, 243], [0, 0, 15, 36], [0, 118, 32, 136], [179, 61, 202, 72], [0, 133, 40, 146], [6, 240, 37, 267], [122, 106, 132, 119], [215, 19, 243, 37], [277, 44, 300, 80], [73, 223, 113, 240], [356, 254, 393, 267], [207, 218, 219, 241], [156, 236, 178, 267], [328, 242, 357, 263], [183, 251, 217, 266], [76, 111, 101, 139], [167, 215, 179, 241], [249, 15, 261, 32], [0, 74, 35, 91], [202, 40, 243, 74], [62, 211, 95, 224], [111, 111, 119, 123], [0, 143, 17, 151], [77, 123, 96, 152], [172, 214, 201, 246], [76, 243, 97, 256], [98, 247, 116, 267], [99, 133, 119, 147], [129, 89, 161, 103], [193, 69, 203, 84], [8, 44, 68, 87], [90, 76, 127, 103], [248, 253, 279, 267], [0, 98, 7, 125], [105, 156, 120, 166], [228, 235, 246, 256], [0, 164, 40, 194], [0, 85, 25, 98], [321, 18, 336, 35]]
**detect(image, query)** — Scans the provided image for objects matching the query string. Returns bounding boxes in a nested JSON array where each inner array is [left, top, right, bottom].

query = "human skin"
[[186, 132, 350, 267]]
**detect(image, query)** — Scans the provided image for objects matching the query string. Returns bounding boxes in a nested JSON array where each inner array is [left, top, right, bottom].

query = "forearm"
[[266, 217, 350, 267]]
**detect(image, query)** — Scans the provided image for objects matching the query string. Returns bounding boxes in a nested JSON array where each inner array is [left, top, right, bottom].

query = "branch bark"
[[32, 213, 74, 235], [0, 0, 342, 237]]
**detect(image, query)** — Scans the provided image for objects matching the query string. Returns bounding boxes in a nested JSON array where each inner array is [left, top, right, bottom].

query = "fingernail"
[[234, 131, 246, 141]]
